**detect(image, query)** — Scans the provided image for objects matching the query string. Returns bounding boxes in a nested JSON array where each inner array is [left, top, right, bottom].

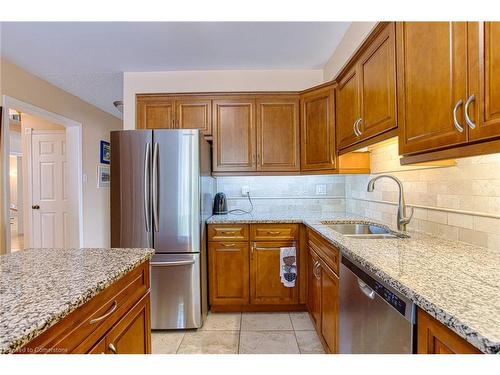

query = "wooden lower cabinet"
[[306, 229, 340, 354], [208, 223, 302, 311], [320, 261, 340, 353], [417, 308, 481, 354], [20, 261, 151, 354], [250, 241, 298, 305], [208, 241, 250, 305], [307, 247, 321, 329]]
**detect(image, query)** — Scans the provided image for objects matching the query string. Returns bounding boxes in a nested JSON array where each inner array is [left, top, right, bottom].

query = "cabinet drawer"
[[20, 261, 150, 354], [307, 229, 339, 276], [250, 224, 299, 241], [208, 224, 249, 241]]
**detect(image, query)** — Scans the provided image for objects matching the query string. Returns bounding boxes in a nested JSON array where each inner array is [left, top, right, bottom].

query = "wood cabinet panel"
[[212, 99, 256, 172], [320, 261, 339, 354], [208, 224, 249, 242], [307, 247, 321, 330], [250, 223, 298, 241], [359, 22, 397, 140], [137, 96, 174, 129], [105, 293, 151, 354], [256, 97, 300, 172], [417, 308, 481, 354], [250, 241, 298, 305], [208, 241, 250, 305], [336, 67, 360, 149], [468, 22, 500, 142], [175, 98, 212, 135], [397, 22, 468, 155], [301, 86, 336, 171]]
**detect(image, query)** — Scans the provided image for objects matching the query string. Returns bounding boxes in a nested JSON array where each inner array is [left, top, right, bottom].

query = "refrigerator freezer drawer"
[[150, 253, 201, 329]]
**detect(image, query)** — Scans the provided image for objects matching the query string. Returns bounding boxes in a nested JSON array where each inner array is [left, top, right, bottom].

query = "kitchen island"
[[207, 213, 500, 354], [0, 247, 154, 354]]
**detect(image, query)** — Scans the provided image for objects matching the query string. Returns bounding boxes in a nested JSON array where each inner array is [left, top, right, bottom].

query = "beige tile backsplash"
[[215, 143, 500, 250], [346, 141, 500, 250]]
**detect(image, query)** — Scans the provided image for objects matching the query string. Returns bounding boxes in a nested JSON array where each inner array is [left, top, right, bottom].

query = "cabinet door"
[[359, 22, 397, 140], [212, 99, 256, 172], [105, 293, 151, 354], [397, 22, 468, 155], [307, 247, 321, 330], [300, 86, 336, 171], [250, 241, 298, 305], [320, 261, 339, 354], [175, 98, 212, 136], [136, 96, 174, 129], [208, 242, 250, 305], [467, 22, 500, 142], [336, 67, 361, 149], [417, 309, 481, 354], [87, 337, 106, 354], [256, 97, 300, 172]]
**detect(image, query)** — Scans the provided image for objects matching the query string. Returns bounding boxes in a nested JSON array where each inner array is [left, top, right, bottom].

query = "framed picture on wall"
[[97, 165, 110, 188], [100, 140, 110, 164]]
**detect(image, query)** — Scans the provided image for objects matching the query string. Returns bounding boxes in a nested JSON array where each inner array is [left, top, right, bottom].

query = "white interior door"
[[31, 131, 70, 248]]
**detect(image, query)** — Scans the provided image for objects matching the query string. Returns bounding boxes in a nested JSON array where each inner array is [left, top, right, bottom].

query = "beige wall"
[[346, 140, 500, 250], [1, 59, 123, 249], [123, 69, 324, 129], [21, 113, 65, 131], [323, 22, 377, 81]]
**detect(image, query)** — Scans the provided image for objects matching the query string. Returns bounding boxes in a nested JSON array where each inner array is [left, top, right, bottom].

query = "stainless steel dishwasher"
[[339, 255, 416, 353]]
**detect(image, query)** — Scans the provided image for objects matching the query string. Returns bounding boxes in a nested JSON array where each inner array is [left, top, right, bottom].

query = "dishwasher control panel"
[[374, 281, 406, 316]]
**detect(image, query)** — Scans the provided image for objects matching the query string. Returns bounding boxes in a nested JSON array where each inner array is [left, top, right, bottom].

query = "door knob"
[[32, 205, 40, 210]]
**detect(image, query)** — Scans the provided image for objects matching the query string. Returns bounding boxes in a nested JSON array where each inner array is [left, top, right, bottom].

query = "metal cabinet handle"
[[90, 300, 118, 324], [108, 343, 118, 354], [355, 118, 362, 136], [220, 243, 236, 247], [144, 142, 151, 233], [313, 261, 321, 280], [465, 94, 476, 129], [453, 99, 464, 133], [266, 231, 282, 235], [352, 118, 360, 137], [219, 230, 238, 235], [357, 279, 375, 299], [152, 142, 159, 232]]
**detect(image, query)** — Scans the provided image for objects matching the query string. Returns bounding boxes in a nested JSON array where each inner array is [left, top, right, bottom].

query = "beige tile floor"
[[152, 312, 325, 354]]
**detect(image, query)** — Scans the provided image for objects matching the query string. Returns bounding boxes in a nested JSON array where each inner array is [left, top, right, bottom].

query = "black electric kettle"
[[213, 192, 228, 215]]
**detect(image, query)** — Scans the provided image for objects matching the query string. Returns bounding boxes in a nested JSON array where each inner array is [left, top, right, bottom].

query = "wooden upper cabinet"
[[256, 97, 300, 172], [397, 22, 468, 155], [300, 85, 336, 172], [467, 22, 500, 142], [417, 308, 481, 354], [250, 241, 298, 305], [208, 241, 250, 306], [358, 22, 397, 140], [212, 98, 256, 172], [136, 96, 174, 129], [175, 97, 212, 136], [336, 67, 360, 149]]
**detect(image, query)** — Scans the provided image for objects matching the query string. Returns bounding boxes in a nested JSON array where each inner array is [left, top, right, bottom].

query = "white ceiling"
[[1, 22, 350, 118]]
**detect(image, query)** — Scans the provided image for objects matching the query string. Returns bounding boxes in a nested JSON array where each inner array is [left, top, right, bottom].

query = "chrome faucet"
[[366, 175, 414, 231]]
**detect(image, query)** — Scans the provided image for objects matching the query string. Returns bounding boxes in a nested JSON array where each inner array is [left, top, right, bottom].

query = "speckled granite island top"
[[0, 247, 154, 354], [208, 213, 500, 353]]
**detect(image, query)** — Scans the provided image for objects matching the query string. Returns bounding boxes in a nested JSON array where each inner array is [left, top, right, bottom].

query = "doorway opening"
[[1, 96, 83, 253]]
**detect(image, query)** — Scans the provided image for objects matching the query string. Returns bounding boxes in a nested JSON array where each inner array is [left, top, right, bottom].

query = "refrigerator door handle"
[[152, 141, 160, 232], [150, 260, 196, 267], [144, 142, 151, 233]]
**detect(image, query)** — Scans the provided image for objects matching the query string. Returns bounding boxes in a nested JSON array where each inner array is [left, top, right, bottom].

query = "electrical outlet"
[[315, 184, 327, 195], [241, 186, 250, 196]]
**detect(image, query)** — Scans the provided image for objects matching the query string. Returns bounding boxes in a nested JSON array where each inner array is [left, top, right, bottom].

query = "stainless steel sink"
[[321, 222, 405, 239]]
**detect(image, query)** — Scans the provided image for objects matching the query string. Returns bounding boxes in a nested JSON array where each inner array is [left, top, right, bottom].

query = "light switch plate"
[[315, 184, 327, 195]]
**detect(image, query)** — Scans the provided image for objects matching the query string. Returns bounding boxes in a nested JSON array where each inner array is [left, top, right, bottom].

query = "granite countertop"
[[208, 213, 500, 354], [0, 247, 154, 354]]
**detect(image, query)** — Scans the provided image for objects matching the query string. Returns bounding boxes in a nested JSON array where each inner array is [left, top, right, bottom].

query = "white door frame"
[[1, 95, 84, 252]]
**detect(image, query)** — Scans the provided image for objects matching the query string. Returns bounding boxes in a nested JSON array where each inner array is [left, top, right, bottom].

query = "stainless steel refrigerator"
[[110, 129, 214, 329]]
